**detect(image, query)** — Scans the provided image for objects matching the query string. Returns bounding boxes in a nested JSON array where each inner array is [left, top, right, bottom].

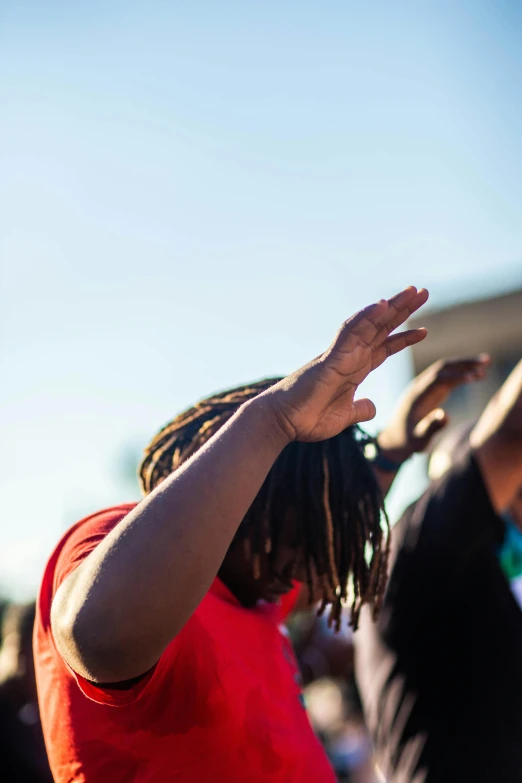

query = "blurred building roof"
[[410, 286, 522, 427], [410, 288, 522, 374]]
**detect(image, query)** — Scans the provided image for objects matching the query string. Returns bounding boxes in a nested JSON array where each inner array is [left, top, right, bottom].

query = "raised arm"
[[51, 287, 428, 683], [471, 358, 522, 513], [374, 356, 490, 495]]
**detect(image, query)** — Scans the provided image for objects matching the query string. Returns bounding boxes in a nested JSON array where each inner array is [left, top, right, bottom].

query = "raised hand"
[[263, 286, 429, 442], [377, 355, 490, 464]]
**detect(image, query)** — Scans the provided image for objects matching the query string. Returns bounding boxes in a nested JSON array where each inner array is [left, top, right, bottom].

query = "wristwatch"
[[363, 438, 404, 473]]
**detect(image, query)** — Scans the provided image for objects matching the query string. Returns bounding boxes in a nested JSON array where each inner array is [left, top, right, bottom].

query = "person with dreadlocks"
[[34, 286, 428, 783]]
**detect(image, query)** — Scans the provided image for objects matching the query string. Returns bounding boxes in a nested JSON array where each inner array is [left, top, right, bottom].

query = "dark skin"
[[219, 540, 304, 607], [471, 357, 522, 513], [52, 286, 429, 683], [219, 355, 490, 610], [219, 496, 312, 606]]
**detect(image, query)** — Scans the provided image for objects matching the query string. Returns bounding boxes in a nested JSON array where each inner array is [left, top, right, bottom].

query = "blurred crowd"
[[0, 601, 52, 782]]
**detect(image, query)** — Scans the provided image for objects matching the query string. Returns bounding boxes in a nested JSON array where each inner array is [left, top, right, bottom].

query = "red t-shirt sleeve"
[[52, 505, 134, 595], [51, 503, 199, 708]]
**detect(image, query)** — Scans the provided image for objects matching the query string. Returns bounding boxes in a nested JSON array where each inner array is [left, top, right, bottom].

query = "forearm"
[[472, 433, 522, 513], [471, 360, 522, 513], [52, 396, 289, 682], [372, 465, 400, 497], [371, 434, 409, 497]]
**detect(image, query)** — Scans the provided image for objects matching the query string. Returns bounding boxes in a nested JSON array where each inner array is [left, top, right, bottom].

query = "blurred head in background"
[[0, 602, 37, 706]]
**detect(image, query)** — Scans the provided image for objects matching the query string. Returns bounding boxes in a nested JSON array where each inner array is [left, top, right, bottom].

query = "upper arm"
[[50, 559, 98, 678], [49, 505, 137, 680], [471, 441, 511, 514]]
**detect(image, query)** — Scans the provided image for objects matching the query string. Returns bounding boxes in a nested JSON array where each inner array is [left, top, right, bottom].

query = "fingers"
[[369, 288, 429, 348], [436, 355, 490, 384], [381, 287, 429, 334], [339, 287, 429, 352], [336, 300, 389, 348], [413, 408, 449, 443], [371, 327, 428, 370]]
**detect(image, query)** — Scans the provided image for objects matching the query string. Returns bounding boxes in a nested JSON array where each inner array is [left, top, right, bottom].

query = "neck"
[[217, 566, 260, 608]]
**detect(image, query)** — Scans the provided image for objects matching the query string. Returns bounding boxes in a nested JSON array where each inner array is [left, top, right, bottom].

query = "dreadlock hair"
[[139, 378, 389, 630]]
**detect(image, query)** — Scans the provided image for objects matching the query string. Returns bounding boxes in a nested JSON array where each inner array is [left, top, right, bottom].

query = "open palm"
[[265, 287, 429, 442]]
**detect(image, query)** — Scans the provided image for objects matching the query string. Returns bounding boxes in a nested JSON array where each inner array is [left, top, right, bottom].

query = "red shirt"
[[34, 505, 336, 783]]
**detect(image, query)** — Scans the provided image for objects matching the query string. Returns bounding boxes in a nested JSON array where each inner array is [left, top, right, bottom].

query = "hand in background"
[[378, 355, 490, 465]]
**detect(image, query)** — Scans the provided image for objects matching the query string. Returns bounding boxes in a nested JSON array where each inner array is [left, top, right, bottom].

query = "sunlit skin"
[[51, 286, 430, 684]]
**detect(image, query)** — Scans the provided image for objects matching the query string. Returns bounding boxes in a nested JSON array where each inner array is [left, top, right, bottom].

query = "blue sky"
[[1, 1, 521, 597]]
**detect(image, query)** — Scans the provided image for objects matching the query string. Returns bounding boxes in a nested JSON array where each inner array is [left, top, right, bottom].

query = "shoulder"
[[382, 449, 503, 610], [37, 503, 138, 627], [410, 449, 502, 549], [56, 503, 137, 589]]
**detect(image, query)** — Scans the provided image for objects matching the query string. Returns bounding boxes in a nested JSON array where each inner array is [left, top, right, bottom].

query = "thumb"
[[413, 408, 449, 447], [353, 397, 377, 424]]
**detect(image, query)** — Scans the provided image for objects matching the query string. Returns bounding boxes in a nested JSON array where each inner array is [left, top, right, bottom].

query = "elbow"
[[50, 589, 111, 681], [50, 584, 150, 684]]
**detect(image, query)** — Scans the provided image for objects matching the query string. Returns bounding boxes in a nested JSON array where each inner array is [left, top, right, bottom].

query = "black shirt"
[[355, 450, 522, 783]]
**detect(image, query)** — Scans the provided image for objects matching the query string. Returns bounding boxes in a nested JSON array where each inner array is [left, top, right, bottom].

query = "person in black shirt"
[[355, 358, 522, 783]]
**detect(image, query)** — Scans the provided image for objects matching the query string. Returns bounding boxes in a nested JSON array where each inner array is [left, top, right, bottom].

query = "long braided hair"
[[139, 378, 389, 630]]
